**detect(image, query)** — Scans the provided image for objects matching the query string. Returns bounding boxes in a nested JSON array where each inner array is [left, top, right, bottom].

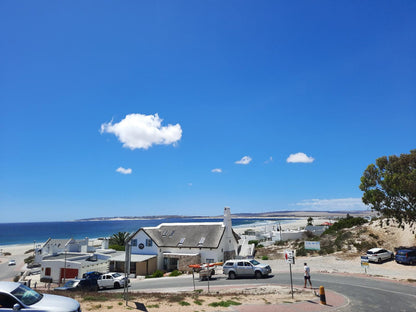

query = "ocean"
[[0, 217, 296, 246]]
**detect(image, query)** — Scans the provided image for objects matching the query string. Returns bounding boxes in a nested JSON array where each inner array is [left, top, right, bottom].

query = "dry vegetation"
[[49, 287, 316, 312], [255, 217, 416, 261]]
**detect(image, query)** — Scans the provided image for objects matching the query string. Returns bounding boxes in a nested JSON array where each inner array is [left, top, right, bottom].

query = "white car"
[[97, 272, 129, 289], [0, 281, 81, 311], [8, 260, 16, 266], [366, 248, 394, 263]]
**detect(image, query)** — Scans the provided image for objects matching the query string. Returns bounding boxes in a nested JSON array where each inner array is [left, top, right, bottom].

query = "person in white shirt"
[[304, 262, 312, 288]]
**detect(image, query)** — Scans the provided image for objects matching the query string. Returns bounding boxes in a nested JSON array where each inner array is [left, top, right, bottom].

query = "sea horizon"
[[0, 217, 298, 246]]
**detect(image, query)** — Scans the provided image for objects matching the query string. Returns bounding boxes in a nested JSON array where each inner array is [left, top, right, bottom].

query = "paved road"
[[110, 272, 416, 311]]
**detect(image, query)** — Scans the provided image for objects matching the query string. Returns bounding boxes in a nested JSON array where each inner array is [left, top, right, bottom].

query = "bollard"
[[319, 286, 326, 305]]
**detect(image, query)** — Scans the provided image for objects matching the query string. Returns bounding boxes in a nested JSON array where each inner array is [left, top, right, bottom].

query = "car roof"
[[367, 248, 383, 252], [0, 281, 20, 293]]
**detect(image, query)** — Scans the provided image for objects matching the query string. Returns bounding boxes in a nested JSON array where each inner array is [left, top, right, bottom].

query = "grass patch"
[[179, 301, 190, 306], [147, 304, 160, 308], [208, 300, 241, 307], [106, 305, 113, 309], [193, 299, 204, 305], [83, 295, 109, 302]]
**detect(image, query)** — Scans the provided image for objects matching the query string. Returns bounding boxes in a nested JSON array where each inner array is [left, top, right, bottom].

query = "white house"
[[35, 237, 96, 264], [126, 207, 240, 273]]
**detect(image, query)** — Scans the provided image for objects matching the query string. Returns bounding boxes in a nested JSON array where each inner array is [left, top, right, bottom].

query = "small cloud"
[[235, 156, 252, 165], [116, 167, 132, 175], [100, 113, 182, 150], [188, 183, 193, 187], [211, 168, 222, 173], [286, 152, 314, 163], [293, 198, 367, 211], [264, 156, 273, 164]]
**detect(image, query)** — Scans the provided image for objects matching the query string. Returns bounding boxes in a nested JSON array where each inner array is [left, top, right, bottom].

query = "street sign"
[[305, 241, 321, 250], [285, 250, 295, 264], [361, 256, 369, 267]]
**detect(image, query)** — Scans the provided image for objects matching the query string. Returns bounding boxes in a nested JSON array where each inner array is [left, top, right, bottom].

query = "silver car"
[[366, 248, 394, 263], [0, 281, 81, 311], [223, 259, 272, 279]]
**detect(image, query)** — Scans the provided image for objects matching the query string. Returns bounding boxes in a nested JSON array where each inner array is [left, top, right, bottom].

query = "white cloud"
[[211, 168, 222, 173], [235, 156, 252, 165], [286, 152, 314, 163], [100, 113, 182, 150], [116, 167, 132, 175], [294, 198, 367, 211]]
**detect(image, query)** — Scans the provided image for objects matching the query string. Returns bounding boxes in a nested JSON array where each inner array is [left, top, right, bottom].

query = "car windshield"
[[11, 284, 43, 306], [250, 259, 260, 265], [63, 280, 78, 287]]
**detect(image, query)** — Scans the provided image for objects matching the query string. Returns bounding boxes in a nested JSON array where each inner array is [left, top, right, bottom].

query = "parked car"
[[223, 259, 272, 279], [366, 248, 394, 263], [54, 278, 98, 291], [82, 271, 103, 280], [97, 272, 130, 289], [8, 259, 16, 266], [0, 281, 81, 311], [395, 248, 416, 265]]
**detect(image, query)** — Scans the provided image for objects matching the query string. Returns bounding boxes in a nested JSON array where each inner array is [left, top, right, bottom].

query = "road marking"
[[315, 279, 416, 298]]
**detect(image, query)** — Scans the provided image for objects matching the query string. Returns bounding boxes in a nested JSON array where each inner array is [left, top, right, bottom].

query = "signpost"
[[305, 241, 321, 251], [361, 256, 369, 274], [285, 250, 295, 298]]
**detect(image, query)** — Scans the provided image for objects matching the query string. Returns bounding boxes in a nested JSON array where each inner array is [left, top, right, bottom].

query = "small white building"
[[126, 207, 240, 273], [35, 237, 96, 264], [40, 253, 110, 283]]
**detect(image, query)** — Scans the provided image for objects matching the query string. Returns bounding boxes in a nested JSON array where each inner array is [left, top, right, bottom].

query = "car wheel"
[[228, 272, 236, 280], [114, 282, 120, 289], [390, 254, 394, 260], [377, 258, 382, 263], [255, 271, 262, 279]]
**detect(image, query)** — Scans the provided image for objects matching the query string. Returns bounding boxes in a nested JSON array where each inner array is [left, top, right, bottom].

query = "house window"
[[146, 239, 153, 247], [131, 239, 137, 246], [45, 267, 51, 276], [206, 258, 214, 263]]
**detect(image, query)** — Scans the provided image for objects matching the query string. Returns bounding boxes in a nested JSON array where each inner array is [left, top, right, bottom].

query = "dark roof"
[[140, 222, 227, 248]]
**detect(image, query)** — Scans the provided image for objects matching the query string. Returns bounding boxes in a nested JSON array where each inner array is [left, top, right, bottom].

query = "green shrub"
[[146, 270, 164, 278], [169, 270, 182, 277], [179, 301, 190, 306], [109, 244, 125, 251], [24, 255, 34, 264], [261, 255, 269, 260], [323, 217, 367, 235], [209, 300, 241, 307], [248, 240, 259, 247], [257, 244, 264, 248]]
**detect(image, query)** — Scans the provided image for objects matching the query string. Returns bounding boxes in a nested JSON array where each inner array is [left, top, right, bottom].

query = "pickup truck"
[[97, 272, 130, 289]]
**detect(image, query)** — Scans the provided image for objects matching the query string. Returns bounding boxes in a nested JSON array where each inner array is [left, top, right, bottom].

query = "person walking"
[[304, 262, 312, 288]]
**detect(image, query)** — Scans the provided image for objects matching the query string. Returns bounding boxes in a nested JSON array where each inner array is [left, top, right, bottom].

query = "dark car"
[[82, 271, 103, 280], [54, 278, 98, 291], [395, 249, 416, 265]]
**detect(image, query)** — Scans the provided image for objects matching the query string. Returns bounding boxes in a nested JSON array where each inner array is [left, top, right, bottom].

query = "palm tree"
[[109, 231, 130, 247]]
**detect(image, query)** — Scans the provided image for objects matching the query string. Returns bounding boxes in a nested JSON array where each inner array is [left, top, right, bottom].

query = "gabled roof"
[[132, 222, 228, 248], [42, 238, 74, 248]]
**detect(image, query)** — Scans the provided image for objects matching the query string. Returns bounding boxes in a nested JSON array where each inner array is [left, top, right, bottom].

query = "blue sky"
[[1, 1, 415, 222]]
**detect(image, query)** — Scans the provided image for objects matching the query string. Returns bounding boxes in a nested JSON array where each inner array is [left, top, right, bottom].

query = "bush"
[[248, 240, 259, 247], [262, 255, 269, 260], [109, 244, 125, 251], [169, 270, 182, 277], [323, 217, 368, 235], [24, 255, 34, 264], [145, 270, 164, 279]]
